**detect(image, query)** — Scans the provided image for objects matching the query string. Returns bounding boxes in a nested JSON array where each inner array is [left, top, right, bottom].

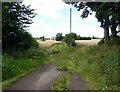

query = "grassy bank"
[[2, 48, 49, 89], [48, 43, 119, 90]]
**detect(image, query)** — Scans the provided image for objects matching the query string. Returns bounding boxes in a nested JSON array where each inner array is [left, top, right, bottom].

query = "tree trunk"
[[111, 24, 117, 43], [104, 25, 110, 44]]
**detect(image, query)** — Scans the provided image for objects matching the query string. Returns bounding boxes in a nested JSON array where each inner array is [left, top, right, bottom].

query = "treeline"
[[76, 35, 91, 40], [55, 32, 96, 41], [36, 36, 50, 41], [55, 33, 97, 47]]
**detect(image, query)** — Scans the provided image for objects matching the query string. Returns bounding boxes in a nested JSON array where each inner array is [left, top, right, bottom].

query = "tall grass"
[[52, 74, 71, 91], [2, 48, 48, 89], [76, 45, 119, 90], [49, 43, 119, 90]]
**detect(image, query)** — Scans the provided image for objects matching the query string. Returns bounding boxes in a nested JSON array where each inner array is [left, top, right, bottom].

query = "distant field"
[[37, 40, 61, 47], [76, 39, 101, 46], [37, 39, 101, 47]]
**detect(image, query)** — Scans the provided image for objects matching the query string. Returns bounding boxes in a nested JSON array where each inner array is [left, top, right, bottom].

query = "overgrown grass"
[[2, 42, 119, 90], [2, 48, 49, 89], [49, 43, 119, 90], [52, 74, 71, 91]]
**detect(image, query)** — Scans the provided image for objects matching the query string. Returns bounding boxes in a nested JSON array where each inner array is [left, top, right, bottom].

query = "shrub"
[[55, 33, 63, 41], [111, 35, 120, 45], [66, 33, 77, 40], [40, 36, 45, 41], [3, 31, 39, 53], [62, 37, 76, 47], [2, 48, 46, 81], [98, 39, 104, 45], [98, 35, 120, 45]]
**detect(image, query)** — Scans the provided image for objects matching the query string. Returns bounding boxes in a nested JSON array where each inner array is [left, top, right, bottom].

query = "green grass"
[[2, 48, 49, 89], [52, 74, 71, 91], [49, 43, 119, 90], [2, 42, 120, 90]]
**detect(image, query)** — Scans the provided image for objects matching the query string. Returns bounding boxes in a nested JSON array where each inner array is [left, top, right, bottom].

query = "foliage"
[[63, 37, 76, 47], [40, 36, 45, 41], [72, 2, 120, 29], [16, 31, 39, 51], [52, 74, 71, 91], [2, 2, 37, 52], [55, 33, 63, 41], [49, 43, 119, 90], [64, 1, 120, 44], [62, 33, 76, 47], [98, 38, 104, 45], [76, 35, 91, 40], [98, 35, 120, 45], [92, 36, 99, 39], [2, 48, 48, 82], [65, 33, 77, 40], [50, 43, 68, 53]]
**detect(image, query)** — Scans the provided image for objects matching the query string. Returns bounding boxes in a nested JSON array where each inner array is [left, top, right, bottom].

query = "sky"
[[23, 0, 104, 38]]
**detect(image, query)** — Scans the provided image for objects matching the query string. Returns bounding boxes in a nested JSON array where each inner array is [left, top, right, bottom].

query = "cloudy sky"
[[23, 0, 104, 38]]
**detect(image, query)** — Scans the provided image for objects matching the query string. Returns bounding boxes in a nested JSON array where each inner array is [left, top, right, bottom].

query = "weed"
[[49, 43, 119, 90], [52, 74, 71, 91]]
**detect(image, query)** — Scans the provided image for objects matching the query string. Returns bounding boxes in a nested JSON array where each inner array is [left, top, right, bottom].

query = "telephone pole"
[[70, 7, 72, 47], [70, 7, 72, 34]]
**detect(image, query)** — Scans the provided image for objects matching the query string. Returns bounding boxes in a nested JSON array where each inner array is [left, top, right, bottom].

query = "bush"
[[40, 36, 45, 41], [2, 48, 46, 81], [98, 38, 104, 45], [62, 36, 76, 47], [55, 33, 63, 41], [110, 35, 120, 45], [3, 31, 39, 53], [66, 33, 77, 40], [17, 31, 39, 50], [98, 35, 120, 45]]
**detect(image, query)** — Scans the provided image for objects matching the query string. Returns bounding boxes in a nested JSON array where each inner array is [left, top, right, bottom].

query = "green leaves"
[[2, 2, 38, 52], [62, 33, 77, 47], [52, 74, 71, 91], [55, 33, 63, 41]]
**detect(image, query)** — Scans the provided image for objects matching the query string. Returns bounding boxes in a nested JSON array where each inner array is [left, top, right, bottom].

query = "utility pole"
[[70, 7, 72, 47], [70, 8, 72, 34]]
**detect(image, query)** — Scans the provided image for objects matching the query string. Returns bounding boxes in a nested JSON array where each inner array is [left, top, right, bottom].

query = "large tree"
[[64, 1, 120, 44], [2, 2, 38, 52]]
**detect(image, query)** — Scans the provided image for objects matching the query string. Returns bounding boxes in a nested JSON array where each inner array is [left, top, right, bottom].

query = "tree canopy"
[[2, 2, 38, 52], [64, 1, 120, 44]]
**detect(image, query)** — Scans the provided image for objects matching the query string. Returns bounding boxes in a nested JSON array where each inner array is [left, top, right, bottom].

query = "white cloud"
[[23, 0, 70, 19], [23, 0, 104, 38]]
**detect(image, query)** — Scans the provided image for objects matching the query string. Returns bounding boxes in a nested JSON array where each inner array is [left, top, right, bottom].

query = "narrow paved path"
[[8, 63, 62, 90], [6, 63, 90, 91], [69, 74, 89, 90]]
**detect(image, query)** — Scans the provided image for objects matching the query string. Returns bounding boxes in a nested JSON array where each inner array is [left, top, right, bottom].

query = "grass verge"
[[2, 48, 49, 90], [49, 43, 119, 90]]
